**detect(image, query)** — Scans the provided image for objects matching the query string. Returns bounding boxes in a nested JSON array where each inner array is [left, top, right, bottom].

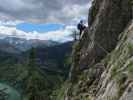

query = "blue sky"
[[16, 23, 65, 33]]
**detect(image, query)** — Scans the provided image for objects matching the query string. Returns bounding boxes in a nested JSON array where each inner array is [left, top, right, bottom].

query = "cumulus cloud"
[[0, 0, 92, 23], [0, 25, 76, 42]]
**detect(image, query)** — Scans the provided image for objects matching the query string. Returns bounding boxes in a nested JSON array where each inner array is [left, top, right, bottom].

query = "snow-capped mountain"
[[0, 36, 59, 53]]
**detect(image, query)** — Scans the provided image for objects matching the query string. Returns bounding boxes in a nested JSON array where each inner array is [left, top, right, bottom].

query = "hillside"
[[24, 42, 73, 75], [55, 0, 133, 100], [0, 41, 72, 100]]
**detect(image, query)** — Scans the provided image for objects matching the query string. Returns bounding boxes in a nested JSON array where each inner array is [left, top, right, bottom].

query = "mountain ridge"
[[0, 36, 60, 53]]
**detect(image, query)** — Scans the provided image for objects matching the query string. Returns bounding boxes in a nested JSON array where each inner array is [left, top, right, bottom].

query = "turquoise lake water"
[[0, 83, 21, 100]]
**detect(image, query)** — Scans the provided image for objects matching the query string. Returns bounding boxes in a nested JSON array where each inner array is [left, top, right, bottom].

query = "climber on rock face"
[[77, 20, 86, 36]]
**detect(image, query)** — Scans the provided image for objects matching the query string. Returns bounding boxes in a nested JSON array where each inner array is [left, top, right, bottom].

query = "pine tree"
[[28, 47, 37, 73], [25, 48, 48, 100]]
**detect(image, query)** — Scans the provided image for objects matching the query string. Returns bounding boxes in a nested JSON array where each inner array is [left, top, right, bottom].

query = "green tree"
[[28, 48, 37, 72], [25, 48, 50, 100]]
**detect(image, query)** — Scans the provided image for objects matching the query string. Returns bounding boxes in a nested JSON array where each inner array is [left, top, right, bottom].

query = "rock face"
[[80, 0, 132, 70], [56, 0, 133, 100], [95, 21, 133, 100]]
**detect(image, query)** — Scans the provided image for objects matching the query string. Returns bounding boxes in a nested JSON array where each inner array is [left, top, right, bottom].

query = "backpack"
[[77, 23, 82, 30]]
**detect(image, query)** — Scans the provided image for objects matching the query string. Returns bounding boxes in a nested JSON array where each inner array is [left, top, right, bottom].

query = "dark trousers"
[[80, 30, 82, 35]]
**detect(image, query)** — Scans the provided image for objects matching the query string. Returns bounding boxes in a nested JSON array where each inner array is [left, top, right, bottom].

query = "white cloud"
[[39, 25, 76, 42], [0, 25, 76, 42], [0, 0, 92, 24], [0, 20, 23, 26]]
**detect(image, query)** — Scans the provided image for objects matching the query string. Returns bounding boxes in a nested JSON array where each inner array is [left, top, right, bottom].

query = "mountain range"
[[0, 37, 73, 74], [0, 36, 59, 53]]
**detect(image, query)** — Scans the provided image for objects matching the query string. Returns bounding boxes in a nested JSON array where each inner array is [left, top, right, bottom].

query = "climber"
[[77, 20, 86, 36]]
